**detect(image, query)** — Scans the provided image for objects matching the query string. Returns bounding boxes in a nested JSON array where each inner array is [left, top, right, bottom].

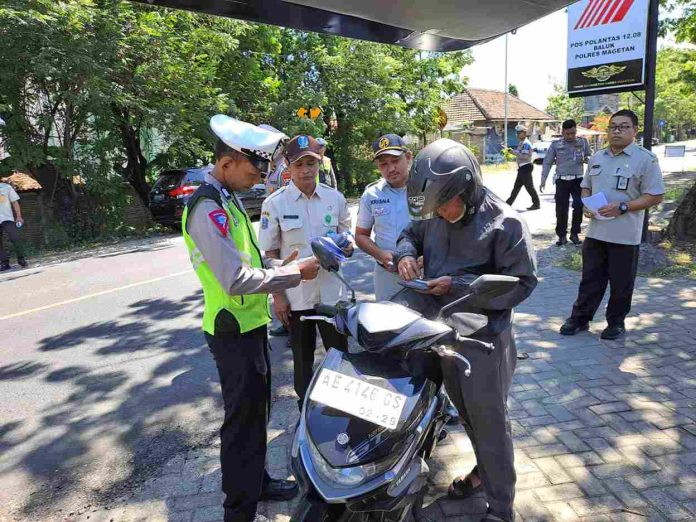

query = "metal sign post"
[[641, 0, 659, 242]]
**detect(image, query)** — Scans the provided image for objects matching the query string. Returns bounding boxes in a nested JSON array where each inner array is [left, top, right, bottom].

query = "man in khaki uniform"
[[259, 135, 352, 409], [560, 110, 664, 340]]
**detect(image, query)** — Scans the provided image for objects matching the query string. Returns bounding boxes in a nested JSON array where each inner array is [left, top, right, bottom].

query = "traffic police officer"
[[560, 109, 664, 340], [355, 134, 413, 301], [316, 137, 338, 188], [395, 139, 537, 522], [506, 124, 540, 210], [540, 119, 591, 246], [259, 135, 352, 410], [183, 115, 321, 522]]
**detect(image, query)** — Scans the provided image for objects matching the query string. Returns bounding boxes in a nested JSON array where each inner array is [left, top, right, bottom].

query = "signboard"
[[567, 0, 649, 96], [664, 145, 686, 158], [296, 106, 322, 120]]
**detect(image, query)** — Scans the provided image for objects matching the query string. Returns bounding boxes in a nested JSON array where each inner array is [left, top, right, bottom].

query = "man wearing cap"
[[355, 134, 413, 301], [316, 138, 338, 189], [540, 119, 591, 246], [259, 135, 352, 410], [183, 116, 321, 522], [506, 124, 540, 211]]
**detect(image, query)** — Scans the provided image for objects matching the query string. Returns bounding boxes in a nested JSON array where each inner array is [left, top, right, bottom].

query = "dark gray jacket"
[[394, 189, 537, 335]]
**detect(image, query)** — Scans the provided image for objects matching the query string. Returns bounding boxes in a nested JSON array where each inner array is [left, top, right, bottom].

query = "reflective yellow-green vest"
[[182, 184, 270, 335]]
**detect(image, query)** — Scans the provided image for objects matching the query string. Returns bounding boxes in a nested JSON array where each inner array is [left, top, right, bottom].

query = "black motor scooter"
[[290, 238, 519, 522]]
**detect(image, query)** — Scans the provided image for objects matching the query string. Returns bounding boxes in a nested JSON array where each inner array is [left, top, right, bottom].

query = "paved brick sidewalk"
[[74, 262, 696, 522]]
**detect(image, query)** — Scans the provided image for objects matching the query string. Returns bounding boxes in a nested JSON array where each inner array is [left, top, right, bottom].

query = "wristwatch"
[[619, 202, 629, 215]]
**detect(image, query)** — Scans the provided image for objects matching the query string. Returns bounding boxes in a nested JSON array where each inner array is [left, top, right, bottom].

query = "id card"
[[616, 176, 629, 191]]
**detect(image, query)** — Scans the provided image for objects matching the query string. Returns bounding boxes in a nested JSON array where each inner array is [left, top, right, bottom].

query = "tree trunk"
[[114, 106, 150, 206], [666, 180, 696, 240]]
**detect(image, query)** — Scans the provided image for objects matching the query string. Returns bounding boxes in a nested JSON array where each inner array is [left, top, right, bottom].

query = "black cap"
[[372, 134, 408, 160]]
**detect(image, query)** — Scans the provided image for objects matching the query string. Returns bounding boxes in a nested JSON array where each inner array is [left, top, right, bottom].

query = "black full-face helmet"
[[407, 138, 483, 222]]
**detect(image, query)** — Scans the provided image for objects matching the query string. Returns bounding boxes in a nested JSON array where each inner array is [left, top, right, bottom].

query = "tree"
[[545, 83, 584, 122], [508, 84, 519, 97]]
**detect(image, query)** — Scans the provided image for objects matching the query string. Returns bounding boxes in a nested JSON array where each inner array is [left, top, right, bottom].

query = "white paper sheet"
[[582, 192, 615, 221]]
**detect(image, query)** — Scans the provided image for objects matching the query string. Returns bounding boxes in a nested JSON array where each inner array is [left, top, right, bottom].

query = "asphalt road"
[[0, 142, 692, 520]]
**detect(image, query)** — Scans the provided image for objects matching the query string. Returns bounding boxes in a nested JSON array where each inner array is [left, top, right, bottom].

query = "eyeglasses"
[[241, 150, 270, 174], [608, 124, 634, 133]]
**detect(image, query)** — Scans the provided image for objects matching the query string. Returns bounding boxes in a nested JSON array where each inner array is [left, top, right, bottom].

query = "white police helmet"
[[514, 124, 528, 133], [210, 115, 286, 165]]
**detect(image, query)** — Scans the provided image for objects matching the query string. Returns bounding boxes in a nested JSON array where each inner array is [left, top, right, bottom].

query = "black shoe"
[[527, 204, 540, 210], [556, 236, 568, 246], [570, 235, 582, 245], [601, 324, 626, 340], [560, 318, 589, 336], [269, 325, 288, 336], [17, 257, 28, 267], [0, 262, 10, 272], [260, 478, 299, 501], [505, 199, 514, 206]]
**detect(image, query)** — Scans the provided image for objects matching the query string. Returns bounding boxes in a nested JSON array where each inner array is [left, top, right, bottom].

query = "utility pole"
[[504, 33, 509, 149]]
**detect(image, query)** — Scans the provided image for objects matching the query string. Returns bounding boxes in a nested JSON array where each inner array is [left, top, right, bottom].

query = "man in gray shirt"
[[184, 115, 320, 522], [560, 110, 664, 341], [540, 119, 591, 246]]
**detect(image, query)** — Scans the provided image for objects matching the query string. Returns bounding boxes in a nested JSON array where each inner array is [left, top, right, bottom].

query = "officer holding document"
[[560, 110, 664, 341]]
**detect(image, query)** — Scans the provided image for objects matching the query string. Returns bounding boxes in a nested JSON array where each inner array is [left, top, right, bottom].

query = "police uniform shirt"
[[356, 178, 411, 253], [540, 137, 591, 185], [0, 182, 20, 223], [513, 137, 534, 167], [186, 174, 301, 294], [259, 181, 351, 310], [581, 143, 665, 246]]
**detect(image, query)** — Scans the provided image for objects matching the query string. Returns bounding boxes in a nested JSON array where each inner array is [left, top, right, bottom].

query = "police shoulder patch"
[[208, 209, 229, 237]]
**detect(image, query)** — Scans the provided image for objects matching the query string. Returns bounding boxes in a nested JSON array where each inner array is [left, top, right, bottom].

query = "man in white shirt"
[[0, 181, 27, 270], [506, 124, 540, 211], [259, 135, 353, 409]]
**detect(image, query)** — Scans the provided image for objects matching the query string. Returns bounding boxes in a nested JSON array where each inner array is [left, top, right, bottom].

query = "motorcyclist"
[[394, 139, 537, 522]]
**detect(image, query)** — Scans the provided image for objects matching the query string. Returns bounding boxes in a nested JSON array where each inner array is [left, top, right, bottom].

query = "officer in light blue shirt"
[[355, 134, 413, 301]]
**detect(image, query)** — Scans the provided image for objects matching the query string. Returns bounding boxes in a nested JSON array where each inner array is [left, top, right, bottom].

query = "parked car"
[[149, 165, 267, 228], [532, 134, 561, 164]]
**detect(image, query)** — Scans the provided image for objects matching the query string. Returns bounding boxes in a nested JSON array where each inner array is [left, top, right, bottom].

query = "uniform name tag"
[[616, 177, 629, 190], [283, 215, 299, 219], [373, 206, 390, 217]]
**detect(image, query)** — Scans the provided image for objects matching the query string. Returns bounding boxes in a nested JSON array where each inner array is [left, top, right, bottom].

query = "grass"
[[650, 240, 696, 280], [481, 161, 517, 175], [663, 186, 688, 203], [556, 251, 583, 272]]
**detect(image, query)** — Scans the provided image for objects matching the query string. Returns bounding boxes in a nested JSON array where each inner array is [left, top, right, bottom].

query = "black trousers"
[[506, 163, 540, 207], [289, 308, 348, 409], [555, 178, 583, 238], [571, 238, 640, 327], [205, 327, 273, 522], [0, 221, 25, 264]]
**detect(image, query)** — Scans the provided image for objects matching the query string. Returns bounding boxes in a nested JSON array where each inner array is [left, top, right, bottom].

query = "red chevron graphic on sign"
[[574, 0, 636, 29]]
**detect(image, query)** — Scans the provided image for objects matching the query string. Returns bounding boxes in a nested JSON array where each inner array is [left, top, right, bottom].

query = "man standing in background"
[[0, 180, 27, 271], [540, 119, 591, 246]]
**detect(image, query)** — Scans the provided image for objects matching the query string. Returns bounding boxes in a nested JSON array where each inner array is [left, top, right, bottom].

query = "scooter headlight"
[[307, 437, 396, 488]]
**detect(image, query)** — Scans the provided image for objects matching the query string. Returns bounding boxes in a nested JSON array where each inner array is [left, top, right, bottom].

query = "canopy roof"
[[131, 0, 575, 51]]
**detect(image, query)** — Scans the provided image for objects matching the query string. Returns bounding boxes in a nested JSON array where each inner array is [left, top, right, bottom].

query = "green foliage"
[[508, 84, 519, 97], [545, 83, 584, 122]]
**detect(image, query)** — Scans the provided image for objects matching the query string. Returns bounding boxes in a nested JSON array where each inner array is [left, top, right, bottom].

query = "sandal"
[[447, 466, 482, 499]]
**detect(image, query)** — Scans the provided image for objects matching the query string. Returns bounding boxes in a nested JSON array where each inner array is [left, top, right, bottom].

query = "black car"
[[149, 165, 267, 227]]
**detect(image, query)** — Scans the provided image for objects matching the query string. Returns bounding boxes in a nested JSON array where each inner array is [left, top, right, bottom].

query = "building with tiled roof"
[[441, 88, 554, 127]]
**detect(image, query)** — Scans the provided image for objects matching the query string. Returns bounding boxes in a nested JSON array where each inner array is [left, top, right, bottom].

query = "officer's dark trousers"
[[289, 308, 348, 410], [507, 163, 540, 207], [442, 327, 517, 520], [205, 327, 271, 522], [570, 237, 640, 327], [555, 178, 583, 238], [0, 221, 25, 264]]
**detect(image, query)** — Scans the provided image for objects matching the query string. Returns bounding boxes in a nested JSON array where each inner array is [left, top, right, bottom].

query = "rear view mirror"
[[469, 275, 519, 300], [448, 313, 488, 337], [310, 237, 345, 273]]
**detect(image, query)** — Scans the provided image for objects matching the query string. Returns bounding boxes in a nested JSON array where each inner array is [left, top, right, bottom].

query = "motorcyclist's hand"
[[298, 257, 320, 280], [341, 243, 354, 258], [424, 276, 452, 296], [398, 256, 420, 281], [417, 256, 424, 272], [377, 249, 395, 272], [272, 293, 292, 326]]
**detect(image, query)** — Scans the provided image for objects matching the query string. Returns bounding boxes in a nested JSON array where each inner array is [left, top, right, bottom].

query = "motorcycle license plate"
[[309, 369, 407, 430]]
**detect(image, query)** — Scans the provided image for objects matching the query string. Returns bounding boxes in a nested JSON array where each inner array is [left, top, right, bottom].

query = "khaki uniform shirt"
[[581, 143, 665, 246], [541, 137, 591, 185], [259, 181, 351, 310]]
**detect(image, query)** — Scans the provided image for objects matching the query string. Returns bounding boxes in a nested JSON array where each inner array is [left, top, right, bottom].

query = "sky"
[[461, 6, 684, 113]]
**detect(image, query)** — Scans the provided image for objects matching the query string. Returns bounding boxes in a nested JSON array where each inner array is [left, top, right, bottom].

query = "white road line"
[[0, 270, 191, 321]]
